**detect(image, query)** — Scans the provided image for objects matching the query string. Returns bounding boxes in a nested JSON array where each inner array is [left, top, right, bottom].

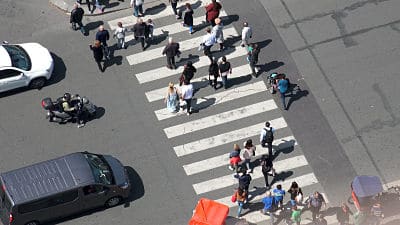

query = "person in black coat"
[[208, 58, 219, 89], [183, 3, 194, 34], [89, 40, 105, 72], [132, 18, 147, 51], [95, 25, 110, 59], [162, 37, 180, 69], [180, 61, 197, 85], [70, 3, 85, 33], [248, 43, 260, 76]]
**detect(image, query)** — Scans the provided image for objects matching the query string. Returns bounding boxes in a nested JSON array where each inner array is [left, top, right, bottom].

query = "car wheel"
[[29, 77, 46, 89], [25, 221, 39, 225], [105, 196, 121, 208]]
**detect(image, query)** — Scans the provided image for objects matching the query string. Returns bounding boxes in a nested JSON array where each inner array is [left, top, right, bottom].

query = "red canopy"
[[189, 198, 229, 225]]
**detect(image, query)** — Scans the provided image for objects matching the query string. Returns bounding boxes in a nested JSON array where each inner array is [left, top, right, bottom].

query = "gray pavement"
[[1, 0, 400, 224], [260, 0, 400, 188]]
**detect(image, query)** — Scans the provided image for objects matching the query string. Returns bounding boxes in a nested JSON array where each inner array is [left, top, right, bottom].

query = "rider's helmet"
[[82, 97, 89, 104], [63, 93, 72, 102]]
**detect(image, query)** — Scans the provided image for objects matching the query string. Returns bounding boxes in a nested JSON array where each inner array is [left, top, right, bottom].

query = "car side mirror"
[[3, 41, 9, 44]]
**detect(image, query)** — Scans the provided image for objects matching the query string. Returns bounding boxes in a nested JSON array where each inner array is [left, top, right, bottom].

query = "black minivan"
[[0, 152, 131, 225]]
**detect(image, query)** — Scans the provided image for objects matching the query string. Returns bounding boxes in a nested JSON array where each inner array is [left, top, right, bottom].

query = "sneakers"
[[77, 123, 85, 128], [228, 165, 234, 171]]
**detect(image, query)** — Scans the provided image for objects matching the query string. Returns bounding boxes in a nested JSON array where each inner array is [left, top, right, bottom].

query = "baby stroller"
[[267, 72, 288, 94]]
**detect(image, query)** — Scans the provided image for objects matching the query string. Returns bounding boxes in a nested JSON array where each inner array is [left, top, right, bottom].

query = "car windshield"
[[83, 153, 114, 185], [3, 45, 31, 71]]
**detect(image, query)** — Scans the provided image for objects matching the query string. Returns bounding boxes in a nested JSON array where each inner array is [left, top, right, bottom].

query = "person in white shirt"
[[180, 80, 194, 115], [131, 0, 144, 17], [202, 27, 216, 62], [242, 139, 256, 172], [241, 22, 252, 47], [114, 22, 127, 49]]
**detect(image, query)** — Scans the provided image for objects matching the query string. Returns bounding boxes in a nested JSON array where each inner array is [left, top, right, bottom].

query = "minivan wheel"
[[105, 196, 121, 207], [25, 221, 39, 225], [29, 77, 46, 89]]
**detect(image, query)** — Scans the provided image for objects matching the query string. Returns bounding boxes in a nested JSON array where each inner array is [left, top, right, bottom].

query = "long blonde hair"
[[168, 82, 175, 93]]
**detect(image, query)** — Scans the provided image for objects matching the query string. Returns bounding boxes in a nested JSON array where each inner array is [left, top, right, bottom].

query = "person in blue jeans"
[[261, 191, 275, 225], [272, 184, 285, 209], [236, 187, 247, 218], [131, 0, 144, 17], [277, 76, 289, 110]]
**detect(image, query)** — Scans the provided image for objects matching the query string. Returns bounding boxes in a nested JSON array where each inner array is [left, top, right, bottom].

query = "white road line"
[[193, 155, 310, 194], [145, 64, 251, 102], [183, 136, 297, 175], [107, 0, 207, 30], [156, 81, 267, 121], [164, 100, 277, 138], [215, 172, 317, 208], [231, 204, 337, 225], [124, 10, 228, 43], [174, 117, 287, 157], [135, 46, 248, 83], [126, 27, 237, 65]]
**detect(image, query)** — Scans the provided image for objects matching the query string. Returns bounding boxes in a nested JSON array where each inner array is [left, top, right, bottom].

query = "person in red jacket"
[[205, 0, 222, 26]]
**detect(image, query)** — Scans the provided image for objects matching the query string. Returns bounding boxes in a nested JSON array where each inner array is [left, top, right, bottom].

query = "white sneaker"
[[228, 165, 234, 171]]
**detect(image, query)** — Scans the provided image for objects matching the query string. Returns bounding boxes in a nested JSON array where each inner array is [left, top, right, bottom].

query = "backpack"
[[262, 127, 274, 144]]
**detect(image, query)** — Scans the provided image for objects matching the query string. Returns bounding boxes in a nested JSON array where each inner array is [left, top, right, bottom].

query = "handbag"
[[198, 43, 204, 51], [231, 191, 237, 203]]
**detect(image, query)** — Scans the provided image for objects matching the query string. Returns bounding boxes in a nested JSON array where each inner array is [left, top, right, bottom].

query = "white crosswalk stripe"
[[123, 10, 229, 48], [183, 136, 297, 175], [145, 64, 251, 102], [155, 81, 267, 121], [127, 27, 237, 65], [215, 172, 317, 208], [173, 117, 287, 157], [135, 46, 247, 83], [105, 5, 326, 223], [164, 100, 277, 138], [108, 0, 208, 30]]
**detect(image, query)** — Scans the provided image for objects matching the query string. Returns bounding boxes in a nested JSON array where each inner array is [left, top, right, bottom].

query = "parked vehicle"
[[0, 152, 131, 225], [0, 42, 54, 93]]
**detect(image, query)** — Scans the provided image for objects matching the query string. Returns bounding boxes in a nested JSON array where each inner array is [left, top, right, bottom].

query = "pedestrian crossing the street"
[[105, 1, 331, 224]]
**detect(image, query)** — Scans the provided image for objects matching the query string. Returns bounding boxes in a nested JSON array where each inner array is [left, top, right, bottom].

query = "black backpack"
[[262, 127, 274, 144]]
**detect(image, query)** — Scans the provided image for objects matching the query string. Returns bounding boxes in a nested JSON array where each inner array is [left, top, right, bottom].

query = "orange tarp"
[[189, 198, 229, 225]]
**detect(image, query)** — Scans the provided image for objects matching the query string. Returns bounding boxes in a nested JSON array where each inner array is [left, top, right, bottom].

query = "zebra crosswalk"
[[106, 1, 333, 224]]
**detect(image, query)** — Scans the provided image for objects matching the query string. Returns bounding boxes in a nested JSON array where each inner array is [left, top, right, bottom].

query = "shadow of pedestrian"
[[192, 77, 211, 90], [103, 55, 123, 71], [144, 3, 166, 15], [104, 1, 120, 9], [191, 97, 216, 111], [221, 14, 239, 26], [257, 39, 272, 49], [223, 35, 242, 48], [272, 139, 296, 160], [256, 61, 284, 77], [225, 216, 256, 225], [176, 54, 200, 68], [226, 74, 252, 89], [85, 20, 104, 31], [270, 171, 294, 187], [241, 202, 264, 215], [145, 30, 169, 49], [286, 85, 309, 110]]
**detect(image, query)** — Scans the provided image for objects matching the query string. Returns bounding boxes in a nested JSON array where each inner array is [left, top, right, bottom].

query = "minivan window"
[[18, 190, 78, 214], [0, 182, 5, 207], [83, 153, 114, 185]]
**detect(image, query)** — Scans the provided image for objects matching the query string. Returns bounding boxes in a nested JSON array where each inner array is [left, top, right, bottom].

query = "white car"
[[0, 42, 54, 93]]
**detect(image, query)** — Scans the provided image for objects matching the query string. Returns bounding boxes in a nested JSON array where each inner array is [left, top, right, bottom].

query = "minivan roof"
[[0, 152, 95, 205]]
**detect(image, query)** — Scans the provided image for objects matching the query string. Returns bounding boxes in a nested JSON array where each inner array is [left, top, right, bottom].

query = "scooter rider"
[[61, 93, 85, 128]]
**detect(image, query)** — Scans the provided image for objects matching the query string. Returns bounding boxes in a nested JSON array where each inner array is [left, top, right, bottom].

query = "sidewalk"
[[49, 0, 168, 16]]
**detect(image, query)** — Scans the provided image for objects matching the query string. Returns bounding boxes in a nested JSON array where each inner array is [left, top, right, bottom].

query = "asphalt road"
[[1, 0, 399, 224]]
